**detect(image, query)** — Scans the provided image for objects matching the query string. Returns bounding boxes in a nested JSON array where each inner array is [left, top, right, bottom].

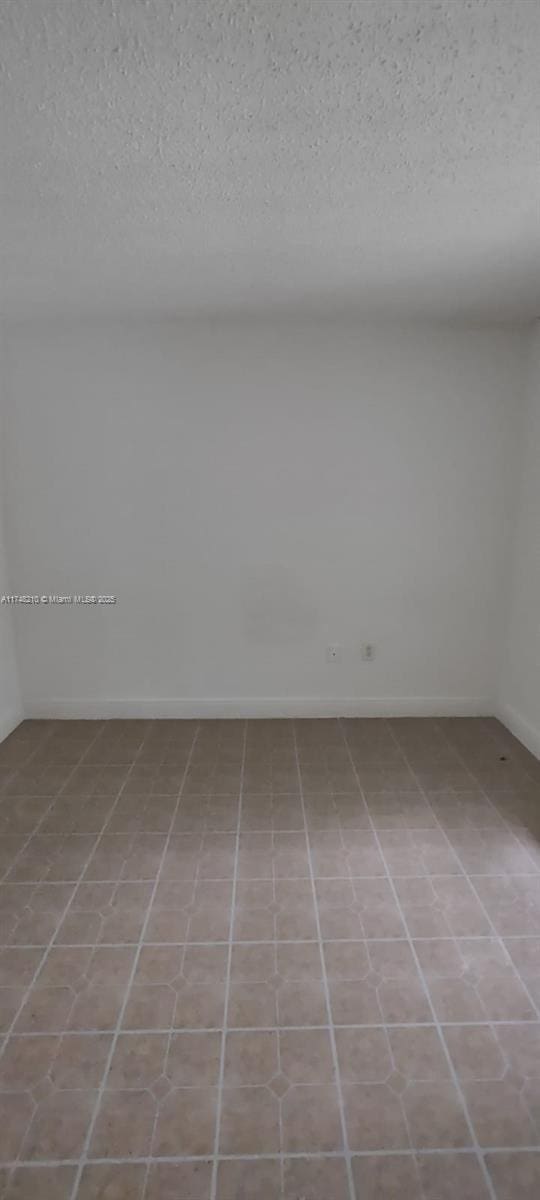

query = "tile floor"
[[0, 716, 538, 1199]]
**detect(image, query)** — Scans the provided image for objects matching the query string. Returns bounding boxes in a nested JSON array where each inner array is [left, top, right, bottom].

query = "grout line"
[[209, 719, 247, 1200], [276, 940, 285, 1197], [8, 1080, 376, 1096], [340, 718, 499, 1200], [3, 929, 540, 951], [6, 1145, 540, 1171], [66, 722, 203, 1200], [2, 865, 540, 888], [292, 722, 357, 1200], [144, 1014, 174, 1199], [2, 1015, 539, 1039]]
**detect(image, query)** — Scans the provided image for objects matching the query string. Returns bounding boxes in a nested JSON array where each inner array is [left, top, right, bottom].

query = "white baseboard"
[[24, 696, 493, 720], [496, 701, 540, 760], [0, 708, 24, 744]]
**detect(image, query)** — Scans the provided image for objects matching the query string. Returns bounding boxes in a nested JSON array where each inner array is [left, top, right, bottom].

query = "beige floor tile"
[[216, 1158, 281, 1199], [14, 986, 75, 1033], [153, 1088, 218, 1155], [401, 1080, 472, 1148], [3, 765, 74, 797], [278, 978, 328, 1026], [343, 1082, 410, 1150], [83, 833, 167, 881], [146, 1161, 212, 1199], [0, 797, 54, 839], [90, 1089, 156, 1157], [324, 938, 432, 1023], [174, 981, 226, 1029], [417, 1152, 491, 1199], [0, 987, 26, 1032], [39, 795, 116, 836], [304, 793, 371, 831], [68, 985, 126, 1031], [389, 1024, 450, 1080], [0, 878, 76, 940], [7, 836, 98, 884], [427, 789, 504, 829], [379, 828, 462, 875], [53, 1033, 112, 1088], [173, 796, 239, 834], [219, 1086, 280, 1153], [119, 981, 168, 1029], [316, 877, 405, 938], [281, 1084, 343, 1151], [227, 981, 274, 1027], [447, 828, 539, 874], [279, 1028, 334, 1084], [311, 830, 386, 877], [443, 1023, 507, 1080], [394, 874, 491, 937], [0, 947, 49, 987], [223, 1030, 279, 1085], [22, 1089, 97, 1160], [0, 1093, 36, 1160], [352, 1153, 421, 1199], [167, 1030, 222, 1085], [78, 1162, 147, 1199], [0, 1034, 59, 1089], [56, 879, 153, 945], [106, 1031, 169, 1087], [234, 878, 317, 941], [0, 839, 28, 878], [146, 879, 233, 942], [4, 1165, 77, 1198], [335, 1026, 392, 1083], [415, 937, 536, 1022], [496, 1021, 540, 1076], [474, 876, 540, 937], [283, 1157, 350, 1200], [241, 793, 303, 827], [504, 937, 540, 1006], [485, 1151, 540, 1199], [362, 786, 436, 824], [463, 1078, 538, 1146]]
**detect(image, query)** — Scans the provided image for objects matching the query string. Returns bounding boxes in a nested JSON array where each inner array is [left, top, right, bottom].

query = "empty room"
[[1, 1, 540, 1198]]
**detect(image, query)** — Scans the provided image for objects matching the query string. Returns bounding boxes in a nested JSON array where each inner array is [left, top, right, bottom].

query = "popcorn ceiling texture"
[[0, 0, 539, 319]]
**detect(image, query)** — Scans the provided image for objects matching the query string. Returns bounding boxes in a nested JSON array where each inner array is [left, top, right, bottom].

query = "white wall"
[[499, 321, 540, 756], [2, 317, 526, 718], [0, 343, 22, 738]]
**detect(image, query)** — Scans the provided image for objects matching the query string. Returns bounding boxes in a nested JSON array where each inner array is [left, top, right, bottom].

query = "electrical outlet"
[[361, 643, 375, 661], [325, 644, 342, 663]]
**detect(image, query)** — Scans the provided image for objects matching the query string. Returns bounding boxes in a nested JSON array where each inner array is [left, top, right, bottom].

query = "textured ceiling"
[[1, 0, 539, 320]]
